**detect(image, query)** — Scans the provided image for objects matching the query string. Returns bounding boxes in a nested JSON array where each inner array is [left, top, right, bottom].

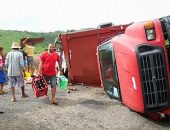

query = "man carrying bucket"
[[39, 44, 62, 105]]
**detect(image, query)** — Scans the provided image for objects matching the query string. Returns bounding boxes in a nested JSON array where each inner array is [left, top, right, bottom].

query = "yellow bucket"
[[24, 72, 31, 80]]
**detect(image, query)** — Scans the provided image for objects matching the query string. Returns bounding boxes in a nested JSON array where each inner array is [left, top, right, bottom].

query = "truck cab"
[[97, 16, 170, 120]]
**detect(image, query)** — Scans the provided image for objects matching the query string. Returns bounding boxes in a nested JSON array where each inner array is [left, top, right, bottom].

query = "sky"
[[0, 0, 170, 32]]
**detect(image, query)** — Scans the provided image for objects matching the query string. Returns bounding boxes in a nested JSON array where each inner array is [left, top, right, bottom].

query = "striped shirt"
[[5, 50, 25, 76]]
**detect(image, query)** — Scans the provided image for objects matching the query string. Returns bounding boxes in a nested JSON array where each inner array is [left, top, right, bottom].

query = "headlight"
[[146, 29, 155, 40], [144, 21, 156, 41]]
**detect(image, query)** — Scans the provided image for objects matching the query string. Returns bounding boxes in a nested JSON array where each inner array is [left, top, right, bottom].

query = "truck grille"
[[138, 45, 169, 111]]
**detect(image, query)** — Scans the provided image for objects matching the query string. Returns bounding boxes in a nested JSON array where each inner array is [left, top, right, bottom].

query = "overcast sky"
[[0, 0, 170, 32]]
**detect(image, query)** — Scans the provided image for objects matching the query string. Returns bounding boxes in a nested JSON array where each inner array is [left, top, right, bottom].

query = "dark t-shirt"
[[20, 50, 27, 60]]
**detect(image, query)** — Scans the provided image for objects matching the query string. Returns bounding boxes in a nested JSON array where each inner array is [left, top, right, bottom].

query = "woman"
[[0, 47, 7, 95]]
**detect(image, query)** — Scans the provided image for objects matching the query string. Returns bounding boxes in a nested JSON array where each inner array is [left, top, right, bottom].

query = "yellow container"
[[24, 72, 31, 80]]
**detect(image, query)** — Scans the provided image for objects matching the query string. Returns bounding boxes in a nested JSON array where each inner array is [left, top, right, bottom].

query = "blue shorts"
[[0, 70, 7, 83], [43, 75, 57, 88], [8, 76, 24, 88]]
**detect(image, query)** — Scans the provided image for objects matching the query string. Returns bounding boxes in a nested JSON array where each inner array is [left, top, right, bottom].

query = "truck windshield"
[[98, 41, 121, 100]]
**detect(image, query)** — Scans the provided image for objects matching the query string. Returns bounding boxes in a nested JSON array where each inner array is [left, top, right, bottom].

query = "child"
[[0, 47, 7, 95]]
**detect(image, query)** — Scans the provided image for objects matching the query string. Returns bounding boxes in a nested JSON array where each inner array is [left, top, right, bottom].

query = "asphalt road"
[[0, 84, 170, 130]]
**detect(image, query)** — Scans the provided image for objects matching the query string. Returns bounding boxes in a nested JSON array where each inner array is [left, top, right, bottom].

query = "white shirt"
[[56, 51, 67, 73]]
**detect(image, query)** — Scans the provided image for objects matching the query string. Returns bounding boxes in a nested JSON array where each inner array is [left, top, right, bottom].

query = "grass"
[[0, 30, 61, 54]]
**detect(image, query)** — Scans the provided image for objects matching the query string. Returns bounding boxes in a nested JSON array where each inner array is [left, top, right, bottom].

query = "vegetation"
[[0, 30, 62, 54]]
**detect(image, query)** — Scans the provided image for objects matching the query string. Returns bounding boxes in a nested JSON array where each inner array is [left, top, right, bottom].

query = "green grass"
[[0, 30, 61, 54]]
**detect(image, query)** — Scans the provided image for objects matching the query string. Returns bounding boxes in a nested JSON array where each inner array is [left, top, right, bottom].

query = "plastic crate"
[[32, 76, 48, 98]]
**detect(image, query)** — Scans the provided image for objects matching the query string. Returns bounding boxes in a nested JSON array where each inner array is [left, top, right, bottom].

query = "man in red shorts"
[[39, 44, 62, 104]]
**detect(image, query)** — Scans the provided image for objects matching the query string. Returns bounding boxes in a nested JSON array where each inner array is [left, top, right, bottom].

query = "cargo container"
[[60, 24, 128, 86]]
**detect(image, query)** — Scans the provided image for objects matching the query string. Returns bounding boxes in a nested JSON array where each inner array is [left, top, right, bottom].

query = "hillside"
[[0, 30, 61, 54]]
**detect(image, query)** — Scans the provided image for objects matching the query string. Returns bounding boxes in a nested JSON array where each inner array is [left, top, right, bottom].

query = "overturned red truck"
[[60, 16, 170, 120], [97, 16, 170, 120]]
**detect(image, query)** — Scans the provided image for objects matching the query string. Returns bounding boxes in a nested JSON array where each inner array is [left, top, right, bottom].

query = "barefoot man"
[[5, 42, 28, 102], [39, 44, 62, 104]]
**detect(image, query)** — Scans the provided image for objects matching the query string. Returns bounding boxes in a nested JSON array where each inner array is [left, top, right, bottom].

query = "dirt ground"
[[0, 84, 170, 130]]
